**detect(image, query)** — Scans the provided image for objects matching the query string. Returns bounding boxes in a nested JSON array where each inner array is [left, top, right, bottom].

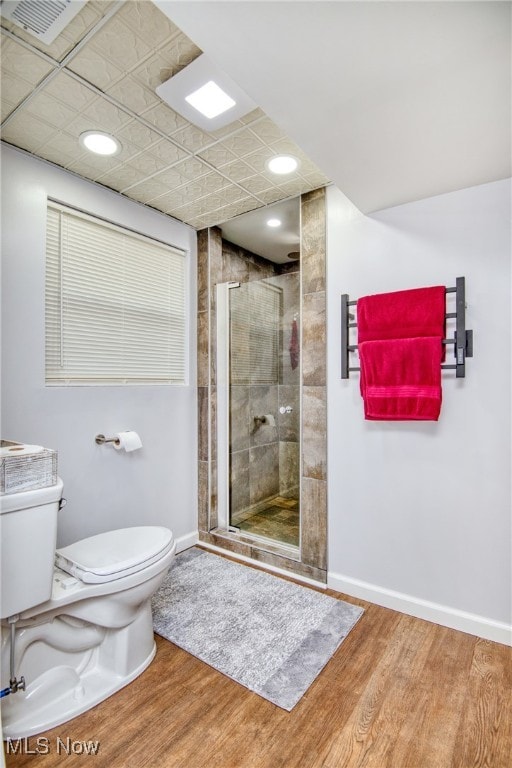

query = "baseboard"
[[174, 531, 199, 554], [328, 571, 512, 646]]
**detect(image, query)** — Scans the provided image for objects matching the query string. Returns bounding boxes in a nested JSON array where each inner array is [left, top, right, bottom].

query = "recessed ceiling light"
[[266, 155, 299, 175], [185, 80, 236, 120], [267, 218, 282, 228], [79, 131, 121, 156]]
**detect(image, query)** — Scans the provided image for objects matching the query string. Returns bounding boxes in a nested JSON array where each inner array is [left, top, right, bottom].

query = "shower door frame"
[[216, 280, 301, 555]]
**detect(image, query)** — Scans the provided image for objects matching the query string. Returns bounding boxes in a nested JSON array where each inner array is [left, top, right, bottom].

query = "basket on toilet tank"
[[0, 440, 57, 494]]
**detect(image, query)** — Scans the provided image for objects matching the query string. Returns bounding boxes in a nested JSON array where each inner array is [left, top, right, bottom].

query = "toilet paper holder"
[[95, 431, 143, 452], [95, 434, 120, 446]]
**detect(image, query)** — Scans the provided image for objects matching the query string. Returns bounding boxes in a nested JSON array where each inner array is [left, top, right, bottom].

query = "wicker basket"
[[0, 441, 58, 494]]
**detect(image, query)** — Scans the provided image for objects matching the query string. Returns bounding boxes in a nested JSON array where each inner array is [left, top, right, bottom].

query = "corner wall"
[[326, 180, 511, 643], [0, 146, 198, 550]]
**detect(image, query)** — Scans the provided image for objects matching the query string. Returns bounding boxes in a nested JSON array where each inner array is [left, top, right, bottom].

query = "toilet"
[[0, 478, 176, 739]]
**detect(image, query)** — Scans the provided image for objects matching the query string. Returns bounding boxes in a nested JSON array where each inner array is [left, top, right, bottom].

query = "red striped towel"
[[359, 337, 442, 421]]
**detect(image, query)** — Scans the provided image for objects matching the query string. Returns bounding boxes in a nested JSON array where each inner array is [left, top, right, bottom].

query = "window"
[[45, 201, 187, 385]]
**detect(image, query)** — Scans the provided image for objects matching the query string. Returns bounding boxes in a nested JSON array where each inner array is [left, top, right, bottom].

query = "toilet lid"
[[55, 526, 174, 584]]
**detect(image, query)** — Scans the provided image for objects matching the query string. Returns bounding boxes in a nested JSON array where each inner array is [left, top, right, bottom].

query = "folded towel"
[[357, 286, 446, 343], [359, 337, 442, 421]]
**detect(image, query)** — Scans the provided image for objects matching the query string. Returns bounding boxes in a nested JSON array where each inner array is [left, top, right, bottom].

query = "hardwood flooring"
[[3, 558, 511, 768]]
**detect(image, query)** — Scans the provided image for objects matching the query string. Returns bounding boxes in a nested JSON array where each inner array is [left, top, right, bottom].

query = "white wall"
[[1, 145, 198, 550], [326, 180, 511, 642]]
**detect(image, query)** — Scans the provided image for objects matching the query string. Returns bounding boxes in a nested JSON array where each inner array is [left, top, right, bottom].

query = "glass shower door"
[[227, 275, 300, 549]]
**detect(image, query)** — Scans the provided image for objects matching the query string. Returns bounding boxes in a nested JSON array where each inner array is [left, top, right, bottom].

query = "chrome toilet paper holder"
[[95, 434, 120, 446]]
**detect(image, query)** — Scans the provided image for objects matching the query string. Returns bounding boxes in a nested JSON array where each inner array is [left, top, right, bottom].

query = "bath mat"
[[152, 548, 363, 710]]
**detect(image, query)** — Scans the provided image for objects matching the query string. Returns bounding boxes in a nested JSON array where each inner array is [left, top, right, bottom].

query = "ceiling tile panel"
[[42, 72, 98, 112], [197, 144, 238, 169], [74, 97, 133, 135], [1, 100, 16, 122], [153, 190, 193, 212], [1, 112, 57, 152], [218, 160, 255, 182], [94, 165, 149, 192], [248, 118, 288, 145], [150, 166, 191, 189], [130, 36, 201, 92], [68, 48, 125, 92], [83, 18, 152, 73], [1, 1, 329, 230], [304, 171, 331, 187], [37, 131, 86, 167], [24, 91, 80, 130], [119, 178, 171, 204], [171, 158, 212, 182], [242, 148, 279, 174], [139, 103, 188, 135], [120, 0, 182, 49], [257, 188, 291, 205], [222, 129, 267, 158], [118, 150, 169, 179], [240, 108, 266, 125], [0, 35, 55, 85], [106, 76, 160, 115], [170, 124, 213, 153], [238, 175, 276, 195], [0, 71, 34, 113], [147, 139, 188, 167], [65, 153, 124, 180], [117, 120, 163, 151]]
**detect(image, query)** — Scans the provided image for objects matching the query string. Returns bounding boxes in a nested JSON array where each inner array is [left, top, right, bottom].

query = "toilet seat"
[[55, 526, 174, 584]]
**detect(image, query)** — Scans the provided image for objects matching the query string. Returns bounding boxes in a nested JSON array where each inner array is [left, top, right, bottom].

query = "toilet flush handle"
[[59, 498, 67, 511]]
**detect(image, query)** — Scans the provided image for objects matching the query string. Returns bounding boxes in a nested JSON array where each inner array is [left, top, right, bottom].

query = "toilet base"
[[1, 597, 161, 741], [1, 642, 156, 740]]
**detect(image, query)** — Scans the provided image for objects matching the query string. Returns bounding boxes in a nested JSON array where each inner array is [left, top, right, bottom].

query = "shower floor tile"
[[235, 497, 299, 547]]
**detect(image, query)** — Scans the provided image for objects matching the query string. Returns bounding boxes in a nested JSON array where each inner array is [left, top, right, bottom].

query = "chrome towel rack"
[[340, 276, 473, 379]]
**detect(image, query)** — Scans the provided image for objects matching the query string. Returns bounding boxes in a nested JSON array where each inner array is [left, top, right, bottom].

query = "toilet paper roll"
[[0, 444, 45, 457], [113, 431, 142, 452], [263, 414, 276, 427]]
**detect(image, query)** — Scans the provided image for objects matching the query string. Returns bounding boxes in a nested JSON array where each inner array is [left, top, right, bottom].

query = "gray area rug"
[[152, 548, 363, 710]]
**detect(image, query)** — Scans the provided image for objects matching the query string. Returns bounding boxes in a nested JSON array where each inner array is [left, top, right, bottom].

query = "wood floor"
[[3, 559, 511, 768]]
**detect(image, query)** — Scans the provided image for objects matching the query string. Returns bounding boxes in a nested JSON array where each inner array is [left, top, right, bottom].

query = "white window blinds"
[[45, 202, 187, 385], [229, 281, 281, 385]]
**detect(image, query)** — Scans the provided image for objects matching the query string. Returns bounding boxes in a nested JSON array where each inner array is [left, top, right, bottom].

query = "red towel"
[[359, 337, 442, 421], [357, 286, 446, 343], [289, 319, 299, 370]]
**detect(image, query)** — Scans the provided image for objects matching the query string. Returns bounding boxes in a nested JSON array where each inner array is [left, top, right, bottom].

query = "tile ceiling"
[[0, 0, 330, 229]]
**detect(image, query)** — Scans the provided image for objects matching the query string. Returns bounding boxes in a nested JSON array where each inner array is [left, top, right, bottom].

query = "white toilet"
[[0, 478, 176, 739]]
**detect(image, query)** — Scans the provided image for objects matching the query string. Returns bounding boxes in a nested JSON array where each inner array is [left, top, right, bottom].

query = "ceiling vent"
[[1, 0, 86, 45]]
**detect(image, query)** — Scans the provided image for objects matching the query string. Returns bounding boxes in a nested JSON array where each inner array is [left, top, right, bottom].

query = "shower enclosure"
[[216, 273, 300, 551]]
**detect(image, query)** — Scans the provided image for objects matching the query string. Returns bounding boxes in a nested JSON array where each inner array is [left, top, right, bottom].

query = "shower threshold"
[[210, 527, 300, 562]]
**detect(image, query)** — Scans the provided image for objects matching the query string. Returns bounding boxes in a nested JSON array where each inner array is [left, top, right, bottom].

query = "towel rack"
[[340, 276, 473, 379]]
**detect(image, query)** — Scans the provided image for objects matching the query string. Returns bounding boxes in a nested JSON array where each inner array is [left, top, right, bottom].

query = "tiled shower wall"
[[197, 188, 327, 582]]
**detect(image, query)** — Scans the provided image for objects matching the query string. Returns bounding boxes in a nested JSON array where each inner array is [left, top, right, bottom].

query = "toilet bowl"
[[0, 480, 176, 739]]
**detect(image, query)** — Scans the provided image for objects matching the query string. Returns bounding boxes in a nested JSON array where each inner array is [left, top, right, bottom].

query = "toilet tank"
[[0, 479, 63, 619]]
